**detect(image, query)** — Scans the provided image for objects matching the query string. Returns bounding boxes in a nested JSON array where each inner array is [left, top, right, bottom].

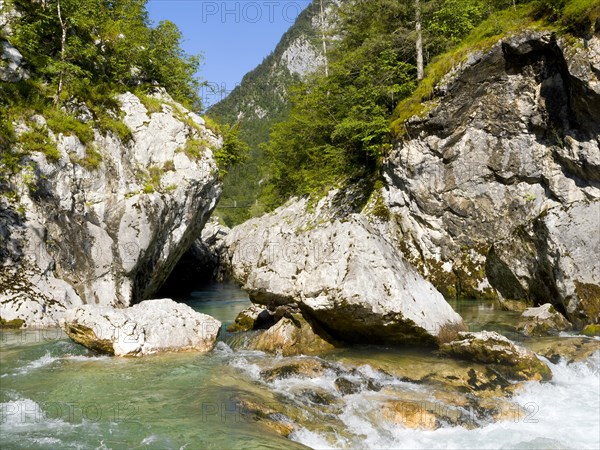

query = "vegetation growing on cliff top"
[[0, 0, 203, 189], [8, 0, 201, 109], [255, 0, 600, 212]]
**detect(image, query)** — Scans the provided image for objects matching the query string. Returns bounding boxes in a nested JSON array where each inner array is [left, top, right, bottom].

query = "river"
[[1, 283, 598, 449]]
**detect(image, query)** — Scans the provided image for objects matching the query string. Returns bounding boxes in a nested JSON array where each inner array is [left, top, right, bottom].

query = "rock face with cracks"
[[383, 31, 600, 327], [0, 90, 221, 327], [222, 193, 465, 346], [63, 299, 221, 356]]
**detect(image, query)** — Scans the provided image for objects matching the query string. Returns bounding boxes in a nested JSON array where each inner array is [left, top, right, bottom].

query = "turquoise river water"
[[1, 283, 598, 449]]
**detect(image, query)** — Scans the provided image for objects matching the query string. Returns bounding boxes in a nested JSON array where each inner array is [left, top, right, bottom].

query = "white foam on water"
[[1, 396, 108, 449], [63, 354, 111, 362], [290, 353, 600, 450], [290, 427, 341, 449], [94, 440, 113, 450], [214, 341, 234, 354], [4, 351, 112, 378], [14, 351, 60, 375], [140, 434, 160, 445], [229, 355, 263, 380], [29, 436, 63, 445], [1, 397, 74, 430], [355, 363, 427, 391]]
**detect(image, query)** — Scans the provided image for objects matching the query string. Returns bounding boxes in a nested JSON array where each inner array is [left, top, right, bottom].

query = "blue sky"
[[147, 1, 311, 109]]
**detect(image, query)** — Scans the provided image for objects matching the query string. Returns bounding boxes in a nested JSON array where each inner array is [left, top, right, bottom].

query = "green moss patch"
[[582, 324, 600, 337], [574, 281, 600, 324], [19, 126, 60, 162], [0, 317, 25, 329]]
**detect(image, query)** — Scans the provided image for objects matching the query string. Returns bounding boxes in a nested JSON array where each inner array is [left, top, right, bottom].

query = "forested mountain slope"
[[207, 0, 339, 226]]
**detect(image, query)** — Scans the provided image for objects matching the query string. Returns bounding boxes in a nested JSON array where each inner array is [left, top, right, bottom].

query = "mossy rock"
[[227, 304, 274, 332], [236, 399, 296, 437], [574, 281, 600, 326], [528, 337, 599, 364], [64, 323, 115, 355], [248, 314, 336, 356], [496, 298, 530, 312], [260, 359, 335, 382], [440, 331, 552, 382], [582, 324, 600, 337], [517, 303, 572, 337], [0, 317, 25, 329]]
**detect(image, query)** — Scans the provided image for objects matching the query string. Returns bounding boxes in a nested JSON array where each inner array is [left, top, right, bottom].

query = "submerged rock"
[[381, 400, 439, 430], [260, 358, 336, 383], [496, 298, 530, 313], [517, 303, 572, 336], [528, 337, 600, 364], [63, 299, 221, 356], [222, 194, 465, 346], [440, 331, 552, 381], [334, 377, 362, 395], [236, 398, 296, 438]]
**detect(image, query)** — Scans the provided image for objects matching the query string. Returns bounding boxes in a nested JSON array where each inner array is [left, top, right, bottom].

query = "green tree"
[[10, 0, 201, 108], [145, 20, 202, 109], [262, 0, 420, 205], [428, 0, 486, 43], [214, 122, 250, 176]]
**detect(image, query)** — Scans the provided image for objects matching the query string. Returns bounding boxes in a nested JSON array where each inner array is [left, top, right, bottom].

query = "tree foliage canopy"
[[8, 0, 201, 108], [260, 0, 599, 209]]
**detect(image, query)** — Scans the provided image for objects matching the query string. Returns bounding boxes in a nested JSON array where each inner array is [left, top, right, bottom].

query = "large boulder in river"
[[0, 89, 221, 327], [382, 31, 600, 326], [440, 331, 552, 381], [517, 303, 572, 336], [63, 299, 221, 356], [221, 193, 465, 346]]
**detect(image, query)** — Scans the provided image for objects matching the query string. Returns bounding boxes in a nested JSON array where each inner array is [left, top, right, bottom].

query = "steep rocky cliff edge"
[[383, 30, 599, 327], [1, 0, 223, 328], [0, 90, 221, 327], [210, 29, 599, 341]]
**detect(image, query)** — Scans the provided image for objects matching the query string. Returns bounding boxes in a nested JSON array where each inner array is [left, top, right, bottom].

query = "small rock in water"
[[517, 303, 572, 336], [247, 312, 336, 356], [237, 399, 296, 437], [334, 377, 362, 395], [528, 337, 600, 364], [299, 389, 336, 406], [226, 304, 275, 332], [63, 299, 221, 356], [582, 324, 600, 337], [440, 331, 552, 381], [260, 358, 335, 382]]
